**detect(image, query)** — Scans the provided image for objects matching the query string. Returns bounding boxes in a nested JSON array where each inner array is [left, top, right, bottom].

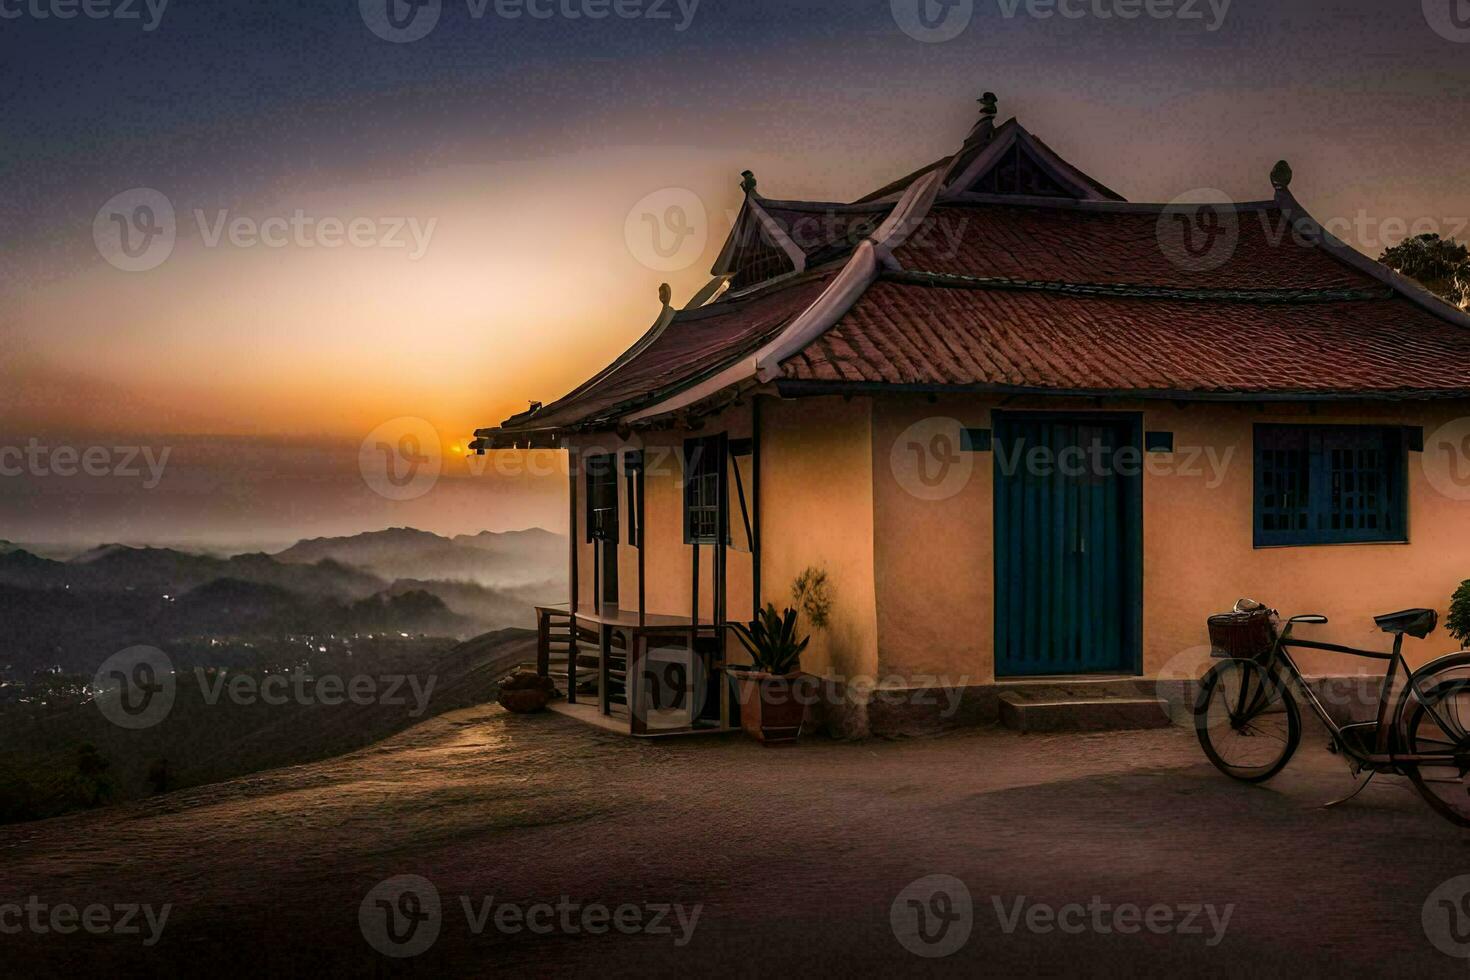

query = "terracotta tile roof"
[[763, 203, 892, 266], [781, 278, 1470, 396], [495, 273, 835, 434], [893, 203, 1374, 291], [720, 200, 892, 290]]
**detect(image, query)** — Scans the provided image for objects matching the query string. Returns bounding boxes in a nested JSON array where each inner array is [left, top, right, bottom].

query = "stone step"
[[998, 693, 1172, 733]]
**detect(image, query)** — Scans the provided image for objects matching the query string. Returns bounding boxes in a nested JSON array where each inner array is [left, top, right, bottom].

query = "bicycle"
[[1194, 600, 1470, 827]]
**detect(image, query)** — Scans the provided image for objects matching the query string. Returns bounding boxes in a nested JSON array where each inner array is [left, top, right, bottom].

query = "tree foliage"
[[1379, 234, 1470, 310], [1449, 580, 1470, 647]]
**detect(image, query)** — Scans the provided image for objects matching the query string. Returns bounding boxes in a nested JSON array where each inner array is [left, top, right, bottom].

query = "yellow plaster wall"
[[757, 396, 880, 680], [869, 395, 1470, 683]]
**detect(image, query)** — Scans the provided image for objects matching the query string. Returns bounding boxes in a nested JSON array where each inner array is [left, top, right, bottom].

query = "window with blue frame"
[[1254, 424, 1408, 547]]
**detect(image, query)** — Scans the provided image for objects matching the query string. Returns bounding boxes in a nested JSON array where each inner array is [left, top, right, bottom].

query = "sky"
[[2, 0, 1468, 548]]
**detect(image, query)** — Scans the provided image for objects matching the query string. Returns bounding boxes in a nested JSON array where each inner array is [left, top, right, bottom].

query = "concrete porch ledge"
[[805, 673, 1388, 740]]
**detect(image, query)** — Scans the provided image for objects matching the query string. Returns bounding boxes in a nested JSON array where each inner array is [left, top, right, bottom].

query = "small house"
[[473, 95, 1470, 737]]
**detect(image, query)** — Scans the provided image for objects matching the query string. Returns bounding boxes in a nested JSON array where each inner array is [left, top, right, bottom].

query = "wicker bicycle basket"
[[1207, 608, 1276, 660]]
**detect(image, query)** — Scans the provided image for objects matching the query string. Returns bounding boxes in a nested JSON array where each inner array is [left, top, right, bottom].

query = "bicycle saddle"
[[1373, 608, 1437, 638]]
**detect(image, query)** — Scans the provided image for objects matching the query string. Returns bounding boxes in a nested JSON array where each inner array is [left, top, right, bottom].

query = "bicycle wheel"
[[1398, 657, 1470, 828], [1195, 658, 1301, 783]]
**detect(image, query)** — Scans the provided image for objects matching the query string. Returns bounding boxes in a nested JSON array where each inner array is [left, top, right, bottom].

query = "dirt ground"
[[3, 705, 1468, 977]]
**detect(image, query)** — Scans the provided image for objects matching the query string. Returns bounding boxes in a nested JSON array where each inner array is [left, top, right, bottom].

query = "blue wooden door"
[[994, 414, 1142, 677]]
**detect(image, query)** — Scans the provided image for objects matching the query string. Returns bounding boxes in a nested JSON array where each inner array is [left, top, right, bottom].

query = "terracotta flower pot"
[[728, 670, 810, 745]]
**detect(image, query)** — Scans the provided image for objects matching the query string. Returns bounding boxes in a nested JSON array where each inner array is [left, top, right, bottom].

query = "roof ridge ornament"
[[979, 91, 998, 119], [1271, 160, 1293, 191], [740, 170, 758, 194], [659, 283, 672, 307]]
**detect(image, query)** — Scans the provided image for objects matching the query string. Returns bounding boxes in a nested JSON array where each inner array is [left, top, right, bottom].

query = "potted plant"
[[728, 604, 811, 745]]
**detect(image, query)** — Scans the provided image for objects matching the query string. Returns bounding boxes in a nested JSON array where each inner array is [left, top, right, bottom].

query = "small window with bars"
[[1254, 425, 1407, 547], [683, 436, 724, 545]]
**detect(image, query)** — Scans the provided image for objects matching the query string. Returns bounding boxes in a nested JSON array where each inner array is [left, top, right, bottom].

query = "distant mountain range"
[[0, 528, 567, 673], [273, 527, 563, 587], [0, 546, 384, 599]]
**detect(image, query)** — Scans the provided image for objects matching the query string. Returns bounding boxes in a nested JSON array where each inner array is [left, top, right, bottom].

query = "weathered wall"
[[565, 407, 755, 623], [757, 396, 880, 682], [869, 395, 1470, 684], [565, 392, 1470, 720]]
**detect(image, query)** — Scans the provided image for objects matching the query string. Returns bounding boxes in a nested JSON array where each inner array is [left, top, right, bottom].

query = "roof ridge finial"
[[740, 170, 758, 194], [979, 91, 998, 119], [659, 282, 672, 307], [1271, 159, 1293, 192]]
